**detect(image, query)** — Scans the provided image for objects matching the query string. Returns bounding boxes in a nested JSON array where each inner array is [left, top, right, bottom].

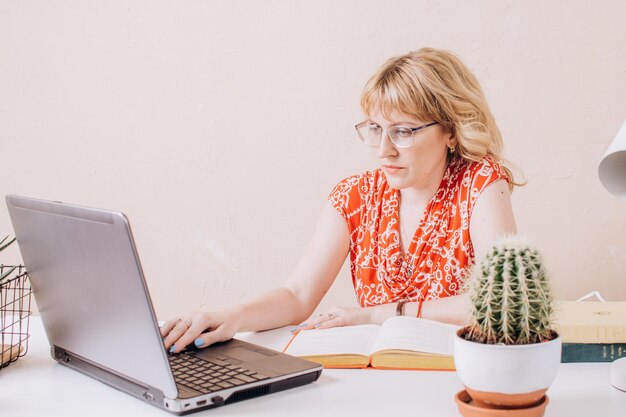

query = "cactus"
[[466, 235, 556, 345]]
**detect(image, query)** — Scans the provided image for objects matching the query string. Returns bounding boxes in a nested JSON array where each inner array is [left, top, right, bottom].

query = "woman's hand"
[[160, 307, 243, 353], [294, 306, 374, 331]]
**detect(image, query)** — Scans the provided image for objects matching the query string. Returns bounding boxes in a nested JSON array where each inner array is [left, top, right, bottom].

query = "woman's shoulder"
[[331, 168, 387, 194], [328, 168, 388, 215], [457, 155, 509, 184]]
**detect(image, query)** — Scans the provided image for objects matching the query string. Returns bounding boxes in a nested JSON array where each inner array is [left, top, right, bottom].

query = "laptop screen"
[[6, 195, 178, 399]]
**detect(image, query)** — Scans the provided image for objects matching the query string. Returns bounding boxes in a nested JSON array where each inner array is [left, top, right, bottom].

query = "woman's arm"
[[469, 178, 517, 262], [161, 201, 350, 351], [299, 293, 470, 329], [235, 201, 350, 330]]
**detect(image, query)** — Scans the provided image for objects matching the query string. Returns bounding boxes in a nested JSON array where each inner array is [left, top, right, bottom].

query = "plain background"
[[1, 0, 625, 320]]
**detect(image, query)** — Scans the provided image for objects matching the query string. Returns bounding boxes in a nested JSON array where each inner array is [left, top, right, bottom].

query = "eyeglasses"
[[354, 120, 439, 148]]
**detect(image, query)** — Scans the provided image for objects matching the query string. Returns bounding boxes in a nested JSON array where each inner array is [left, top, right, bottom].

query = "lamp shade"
[[598, 120, 626, 199]]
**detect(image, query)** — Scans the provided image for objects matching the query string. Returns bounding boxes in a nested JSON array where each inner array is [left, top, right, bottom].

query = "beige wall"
[[1, 0, 625, 320]]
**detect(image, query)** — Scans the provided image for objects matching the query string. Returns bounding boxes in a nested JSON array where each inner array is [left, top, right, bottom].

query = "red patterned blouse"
[[328, 156, 509, 307]]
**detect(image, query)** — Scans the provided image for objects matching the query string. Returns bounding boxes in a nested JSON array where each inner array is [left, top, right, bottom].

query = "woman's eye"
[[395, 127, 412, 138]]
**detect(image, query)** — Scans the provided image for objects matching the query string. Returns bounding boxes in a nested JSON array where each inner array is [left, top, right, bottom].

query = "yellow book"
[[554, 300, 626, 343], [283, 316, 459, 370]]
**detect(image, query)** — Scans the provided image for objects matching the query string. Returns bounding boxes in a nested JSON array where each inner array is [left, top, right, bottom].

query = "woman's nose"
[[376, 131, 397, 158]]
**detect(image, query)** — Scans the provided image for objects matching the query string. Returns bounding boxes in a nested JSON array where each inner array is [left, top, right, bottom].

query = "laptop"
[[6, 195, 322, 415]]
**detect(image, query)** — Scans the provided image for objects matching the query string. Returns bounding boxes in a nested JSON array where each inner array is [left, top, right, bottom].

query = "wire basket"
[[1, 265, 32, 369]]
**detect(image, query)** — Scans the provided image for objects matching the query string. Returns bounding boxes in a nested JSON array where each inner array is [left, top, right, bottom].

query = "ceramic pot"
[[454, 327, 561, 409]]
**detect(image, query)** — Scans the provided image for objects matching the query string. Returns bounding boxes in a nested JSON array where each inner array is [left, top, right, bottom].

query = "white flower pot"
[[454, 328, 562, 408]]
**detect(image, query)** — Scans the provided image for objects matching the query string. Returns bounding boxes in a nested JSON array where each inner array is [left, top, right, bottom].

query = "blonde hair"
[[360, 47, 521, 189]]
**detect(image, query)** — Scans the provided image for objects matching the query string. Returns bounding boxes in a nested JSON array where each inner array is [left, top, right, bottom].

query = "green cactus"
[[466, 235, 556, 345]]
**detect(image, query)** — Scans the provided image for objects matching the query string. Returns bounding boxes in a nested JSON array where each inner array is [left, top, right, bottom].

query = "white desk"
[[2, 318, 626, 417]]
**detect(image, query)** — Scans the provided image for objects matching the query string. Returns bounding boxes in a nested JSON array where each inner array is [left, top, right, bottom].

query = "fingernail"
[[299, 323, 308, 327], [314, 324, 321, 328], [169, 345, 177, 353], [289, 327, 299, 333], [194, 338, 205, 347]]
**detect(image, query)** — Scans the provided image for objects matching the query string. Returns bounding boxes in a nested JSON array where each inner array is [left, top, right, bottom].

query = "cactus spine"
[[467, 235, 555, 345]]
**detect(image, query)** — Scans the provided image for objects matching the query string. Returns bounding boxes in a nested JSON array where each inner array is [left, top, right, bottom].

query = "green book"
[[561, 343, 626, 363]]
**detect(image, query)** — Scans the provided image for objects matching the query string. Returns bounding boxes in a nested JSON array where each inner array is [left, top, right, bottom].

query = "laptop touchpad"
[[222, 346, 277, 361]]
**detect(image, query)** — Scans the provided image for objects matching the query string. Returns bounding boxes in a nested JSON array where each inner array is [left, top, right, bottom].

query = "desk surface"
[[2, 318, 626, 417]]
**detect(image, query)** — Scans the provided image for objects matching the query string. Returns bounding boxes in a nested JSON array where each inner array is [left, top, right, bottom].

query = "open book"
[[283, 316, 460, 370]]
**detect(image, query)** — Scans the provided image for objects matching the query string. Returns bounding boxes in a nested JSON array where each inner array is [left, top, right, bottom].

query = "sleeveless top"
[[328, 156, 509, 307]]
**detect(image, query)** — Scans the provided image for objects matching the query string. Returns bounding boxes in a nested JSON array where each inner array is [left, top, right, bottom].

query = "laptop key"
[[230, 377, 252, 386], [235, 374, 257, 383], [169, 352, 262, 394], [248, 373, 270, 380]]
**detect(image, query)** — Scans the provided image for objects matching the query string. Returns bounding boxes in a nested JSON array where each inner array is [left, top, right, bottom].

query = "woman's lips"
[[382, 165, 404, 174]]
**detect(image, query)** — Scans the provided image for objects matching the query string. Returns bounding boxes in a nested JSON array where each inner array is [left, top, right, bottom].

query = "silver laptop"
[[6, 195, 322, 414]]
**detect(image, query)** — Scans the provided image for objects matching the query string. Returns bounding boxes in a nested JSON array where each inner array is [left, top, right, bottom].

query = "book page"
[[370, 316, 460, 356], [284, 325, 381, 357]]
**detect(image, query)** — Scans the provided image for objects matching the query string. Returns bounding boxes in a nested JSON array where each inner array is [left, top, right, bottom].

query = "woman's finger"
[[160, 318, 180, 338], [168, 321, 207, 353], [163, 318, 193, 351], [316, 316, 344, 330], [193, 324, 230, 349], [296, 312, 339, 331]]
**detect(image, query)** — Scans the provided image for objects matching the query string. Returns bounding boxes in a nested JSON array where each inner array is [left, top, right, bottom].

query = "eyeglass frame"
[[354, 120, 439, 148]]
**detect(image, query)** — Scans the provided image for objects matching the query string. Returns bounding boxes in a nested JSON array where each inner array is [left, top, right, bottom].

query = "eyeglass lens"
[[356, 123, 415, 147]]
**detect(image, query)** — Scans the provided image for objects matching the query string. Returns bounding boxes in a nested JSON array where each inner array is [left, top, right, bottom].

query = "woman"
[[162, 47, 517, 353]]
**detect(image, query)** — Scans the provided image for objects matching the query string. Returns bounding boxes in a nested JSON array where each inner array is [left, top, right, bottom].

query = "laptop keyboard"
[[169, 353, 270, 394]]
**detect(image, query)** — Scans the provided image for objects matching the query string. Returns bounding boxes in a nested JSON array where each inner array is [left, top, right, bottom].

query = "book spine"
[[558, 325, 626, 344], [561, 343, 626, 363]]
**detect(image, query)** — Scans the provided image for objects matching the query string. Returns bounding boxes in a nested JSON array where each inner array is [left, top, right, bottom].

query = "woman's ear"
[[446, 124, 457, 146], [447, 134, 457, 149]]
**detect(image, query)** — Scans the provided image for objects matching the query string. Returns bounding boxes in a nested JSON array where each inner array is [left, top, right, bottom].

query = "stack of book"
[[555, 300, 626, 363], [283, 301, 626, 367]]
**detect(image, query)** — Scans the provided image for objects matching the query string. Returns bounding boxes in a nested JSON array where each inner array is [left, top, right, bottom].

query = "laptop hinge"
[[52, 346, 167, 410]]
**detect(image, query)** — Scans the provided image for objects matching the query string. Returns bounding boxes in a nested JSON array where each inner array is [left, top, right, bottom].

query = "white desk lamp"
[[598, 119, 626, 392]]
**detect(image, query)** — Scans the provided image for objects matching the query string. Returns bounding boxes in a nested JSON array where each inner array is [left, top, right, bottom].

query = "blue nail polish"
[[314, 324, 321, 328], [299, 323, 308, 327], [289, 327, 298, 333], [169, 345, 177, 353], [194, 338, 205, 347]]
